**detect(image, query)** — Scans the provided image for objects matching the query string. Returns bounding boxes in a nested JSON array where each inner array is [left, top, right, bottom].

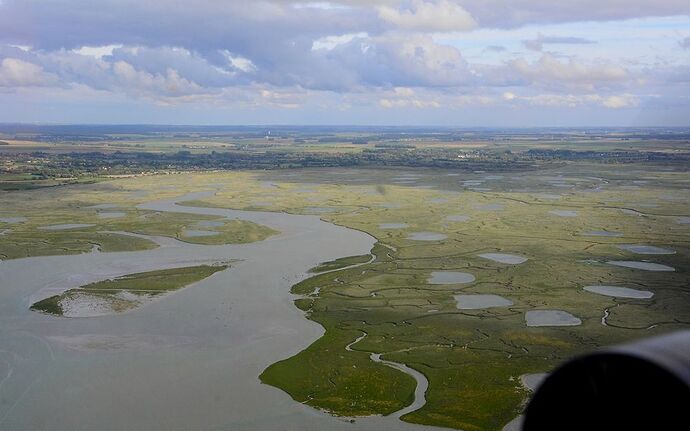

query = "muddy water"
[[0, 192, 445, 431]]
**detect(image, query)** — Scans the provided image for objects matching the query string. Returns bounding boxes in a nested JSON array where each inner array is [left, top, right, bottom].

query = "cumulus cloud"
[[312, 33, 369, 50], [0, 0, 687, 121], [379, 87, 441, 108], [111, 61, 204, 97], [0, 58, 57, 87], [453, 0, 690, 28], [523, 34, 596, 52], [364, 33, 471, 86], [600, 94, 639, 108], [377, 0, 476, 32], [513, 93, 640, 109], [74, 45, 122, 59], [509, 54, 629, 91]]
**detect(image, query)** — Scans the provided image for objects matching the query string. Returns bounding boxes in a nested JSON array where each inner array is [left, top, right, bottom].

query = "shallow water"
[[429, 271, 475, 284], [607, 261, 675, 272], [616, 244, 675, 255], [39, 223, 95, 230], [407, 232, 447, 241], [379, 223, 409, 229], [549, 210, 577, 217], [520, 373, 548, 391], [583, 285, 653, 299], [196, 220, 226, 228], [446, 215, 470, 223], [479, 253, 528, 264], [345, 332, 430, 420], [454, 294, 513, 310], [0, 192, 447, 431], [501, 416, 524, 431], [0, 217, 27, 224], [526, 310, 582, 327], [581, 230, 623, 237], [182, 229, 220, 237]]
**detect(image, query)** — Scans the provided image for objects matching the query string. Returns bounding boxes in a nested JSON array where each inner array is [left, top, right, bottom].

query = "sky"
[[0, 0, 689, 126]]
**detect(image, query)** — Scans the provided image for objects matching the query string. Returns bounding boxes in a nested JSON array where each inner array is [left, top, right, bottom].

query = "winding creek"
[[0, 192, 446, 431], [345, 332, 430, 419]]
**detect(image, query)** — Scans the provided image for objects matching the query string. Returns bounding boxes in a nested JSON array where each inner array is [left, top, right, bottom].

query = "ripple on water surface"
[[526, 310, 582, 327], [429, 271, 475, 284], [584, 285, 653, 299], [454, 294, 513, 310]]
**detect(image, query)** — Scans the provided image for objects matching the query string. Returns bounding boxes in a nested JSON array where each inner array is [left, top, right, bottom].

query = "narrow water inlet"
[[345, 332, 429, 418]]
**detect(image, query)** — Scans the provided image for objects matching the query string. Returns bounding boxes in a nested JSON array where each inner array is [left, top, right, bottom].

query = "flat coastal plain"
[[0, 164, 688, 431]]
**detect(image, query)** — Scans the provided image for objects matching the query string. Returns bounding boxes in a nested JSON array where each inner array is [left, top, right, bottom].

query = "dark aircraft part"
[[523, 331, 690, 431]]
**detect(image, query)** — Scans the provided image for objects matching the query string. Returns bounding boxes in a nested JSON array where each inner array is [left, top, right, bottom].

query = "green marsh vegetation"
[[3, 165, 689, 430], [308, 254, 373, 273], [189, 166, 687, 431], [30, 264, 228, 316], [0, 179, 277, 260]]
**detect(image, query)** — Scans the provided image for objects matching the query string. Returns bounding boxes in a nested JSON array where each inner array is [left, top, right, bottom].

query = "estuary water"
[[0, 192, 445, 431]]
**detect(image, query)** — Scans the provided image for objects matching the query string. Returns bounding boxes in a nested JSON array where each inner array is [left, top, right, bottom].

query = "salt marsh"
[[525, 310, 582, 327]]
